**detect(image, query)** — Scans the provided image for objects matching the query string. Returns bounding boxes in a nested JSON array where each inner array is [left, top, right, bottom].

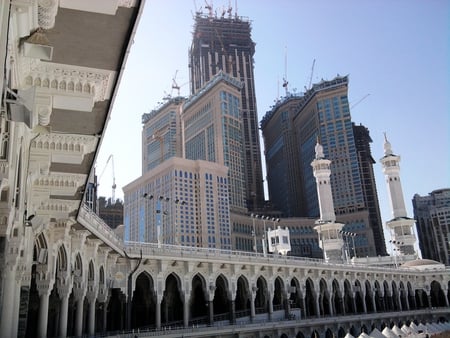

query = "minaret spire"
[[312, 139, 344, 262], [380, 135, 417, 257]]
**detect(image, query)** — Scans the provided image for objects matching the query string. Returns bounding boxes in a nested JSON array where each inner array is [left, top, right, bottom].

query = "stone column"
[[397, 293, 402, 311], [88, 297, 96, 335], [37, 287, 51, 338], [371, 293, 377, 313], [229, 300, 236, 324], [102, 300, 108, 332], [351, 294, 357, 314], [75, 297, 84, 336], [250, 291, 256, 322], [156, 295, 162, 329], [268, 290, 274, 320], [0, 265, 17, 338], [403, 291, 410, 310], [59, 289, 70, 338], [361, 291, 367, 313], [301, 296, 306, 318], [315, 296, 321, 318], [208, 300, 214, 325], [183, 293, 189, 328]]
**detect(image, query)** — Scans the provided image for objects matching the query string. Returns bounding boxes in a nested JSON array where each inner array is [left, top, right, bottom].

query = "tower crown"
[[383, 132, 394, 156]]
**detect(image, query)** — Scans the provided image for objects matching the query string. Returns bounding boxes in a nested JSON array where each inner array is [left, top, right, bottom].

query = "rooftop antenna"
[[282, 46, 289, 96]]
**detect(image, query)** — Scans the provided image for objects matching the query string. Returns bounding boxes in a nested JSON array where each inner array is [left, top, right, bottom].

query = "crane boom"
[[98, 154, 116, 203]]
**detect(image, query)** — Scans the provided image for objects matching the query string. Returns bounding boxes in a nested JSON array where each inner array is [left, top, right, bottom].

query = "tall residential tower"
[[261, 76, 381, 257], [413, 188, 450, 265], [189, 12, 264, 211]]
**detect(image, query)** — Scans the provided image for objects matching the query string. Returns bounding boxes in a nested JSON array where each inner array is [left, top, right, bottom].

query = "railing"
[[77, 203, 124, 252], [122, 240, 420, 273], [77, 307, 449, 338]]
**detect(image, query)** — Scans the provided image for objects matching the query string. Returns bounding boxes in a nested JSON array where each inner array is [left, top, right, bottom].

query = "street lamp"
[[250, 214, 259, 253], [261, 216, 269, 257], [175, 199, 187, 246]]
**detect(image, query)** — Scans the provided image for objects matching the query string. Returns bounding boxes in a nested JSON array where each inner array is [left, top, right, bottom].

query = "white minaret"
[[312, 140, 344, 262], [380, 134, 416, 256]]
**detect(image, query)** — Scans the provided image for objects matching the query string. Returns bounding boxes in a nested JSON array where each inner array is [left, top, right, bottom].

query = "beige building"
[[123, 157, 231, 249], [141, 97, 184, 173], [183, 71, 247, 213]]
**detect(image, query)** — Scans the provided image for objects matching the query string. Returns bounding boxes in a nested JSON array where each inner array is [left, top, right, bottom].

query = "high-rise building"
[[413, 188, 450, 265], [183, 71, 247, 213], [260, 96, 304, 217], [261, 76, 380, 257], [141, 97, 184, 173], [353, 123, 387, 256], [123, 157, 231, 249], [189, 13, 264, 211], [97, 197, 124, 229]]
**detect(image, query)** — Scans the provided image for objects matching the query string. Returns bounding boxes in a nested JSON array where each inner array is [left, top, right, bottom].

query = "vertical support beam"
[[59, 291, 70, 338], [0, 268, 17, 338], [88, 298, 96, 335], [183, 293, 189, 328], [156, 295, 162, 329], [75, 297, 84, 336], [37, 290, 50, 338]]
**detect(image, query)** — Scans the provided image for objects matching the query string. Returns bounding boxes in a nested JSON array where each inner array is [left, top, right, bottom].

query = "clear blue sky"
[[97, 0, 449, 252]]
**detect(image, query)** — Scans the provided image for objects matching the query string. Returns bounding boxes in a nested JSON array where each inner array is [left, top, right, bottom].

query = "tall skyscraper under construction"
[[189, 10, 264, 211], [261, 76, 385, 257]]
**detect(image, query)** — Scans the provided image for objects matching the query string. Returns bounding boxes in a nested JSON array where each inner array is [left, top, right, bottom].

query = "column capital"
[[36, 278, 54, 296]]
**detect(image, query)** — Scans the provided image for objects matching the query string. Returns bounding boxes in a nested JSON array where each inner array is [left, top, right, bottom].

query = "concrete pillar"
[[88, 298, 96, 335], [102, 301, 108, 332], [250, 293, 256, 322], [37, 289, 51, 338], [208, 300, 214, 325], [372, 294, 377, 313], [59, 291, 70, 338], [0, 268, 17, 338], [362, 292, 367, 313], [403, 292, 410, 310], [397, 293, 402, 311], [301, 296, 306, 318], [156, 295, 162, 329], [315, 297, 321, 317], [75, 297, 84, 336], [351, 295, 357, 314], [328, 296, 334, 315], [183, 293, 189, 328], [229, 300, 236, 324], [268, 291, 274, 320]]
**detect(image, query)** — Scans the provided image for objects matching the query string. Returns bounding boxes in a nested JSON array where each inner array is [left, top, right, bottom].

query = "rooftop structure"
[[190, 13, 264, 211]]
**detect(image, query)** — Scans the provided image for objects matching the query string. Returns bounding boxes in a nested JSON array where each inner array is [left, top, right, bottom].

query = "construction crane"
[[152, 128, 168, 164], [98, 154, 116, 203], [171, 70, 180, 97], [307, 59, 316, 90], [350, 93, 370, 110]]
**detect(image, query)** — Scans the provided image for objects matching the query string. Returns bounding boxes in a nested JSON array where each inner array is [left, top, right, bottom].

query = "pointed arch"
[[235, 275, 250, 315], [213, 274, 230, 317], [132, 271, 155, 329], [255, 275, 268, 313], [190, 273, 208, 320], [161, 272, 183, 324]]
